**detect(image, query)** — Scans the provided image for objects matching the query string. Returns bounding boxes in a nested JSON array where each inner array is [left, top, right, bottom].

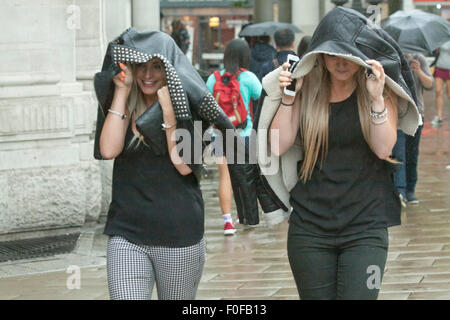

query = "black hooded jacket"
[[254, 7, 421, 223]]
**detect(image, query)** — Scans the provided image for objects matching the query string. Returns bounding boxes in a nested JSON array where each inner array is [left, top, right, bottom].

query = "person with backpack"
[[206, 39, 262, 235]]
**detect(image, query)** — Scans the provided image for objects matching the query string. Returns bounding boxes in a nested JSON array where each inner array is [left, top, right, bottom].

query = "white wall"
[[291, 0, 320, 36], [132, 0, 160, 32], [0, 0, 104, 236]]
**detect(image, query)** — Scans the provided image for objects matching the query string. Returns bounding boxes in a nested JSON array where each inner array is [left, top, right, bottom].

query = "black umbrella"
[[238, 21, 302, 37], [381, 9, 450, 55]]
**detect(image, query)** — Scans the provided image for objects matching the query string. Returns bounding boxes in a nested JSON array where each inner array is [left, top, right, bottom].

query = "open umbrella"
[[381, 9, 450, 55], [239, 21, 302, 37]]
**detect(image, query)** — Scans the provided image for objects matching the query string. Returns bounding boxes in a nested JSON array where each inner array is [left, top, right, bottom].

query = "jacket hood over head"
[[265, 7, 421, 135], [253, 8, 423, 224], [94, 28, 221, 123]]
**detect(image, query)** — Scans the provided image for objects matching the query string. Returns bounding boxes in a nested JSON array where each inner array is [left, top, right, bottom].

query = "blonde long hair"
[[298, 54, 398, 183]]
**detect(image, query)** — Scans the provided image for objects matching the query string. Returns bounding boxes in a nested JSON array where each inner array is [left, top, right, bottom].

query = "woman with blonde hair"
[[257, 7, 421, 300], [99, 55, 205, 301], [272, 53, 398, 299], [94, 28, 255, 299]]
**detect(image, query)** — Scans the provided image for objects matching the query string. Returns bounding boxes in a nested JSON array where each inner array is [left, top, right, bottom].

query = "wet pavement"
[[0, 90, 449, 300]]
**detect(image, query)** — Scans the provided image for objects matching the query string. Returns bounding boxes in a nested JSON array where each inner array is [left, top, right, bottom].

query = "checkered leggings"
[[107, 236, 206, 300]]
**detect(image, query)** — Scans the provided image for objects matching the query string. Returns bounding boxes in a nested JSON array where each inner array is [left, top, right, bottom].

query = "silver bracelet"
[[370, 107, 388, 119], [161, 122, 176, 130], [370, 116, 388, 125], [107, 109, 127, 120]]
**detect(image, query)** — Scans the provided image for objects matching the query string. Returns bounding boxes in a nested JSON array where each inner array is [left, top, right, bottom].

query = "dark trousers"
[[287, 223, 389, 300], [392, 120, 423, 195]]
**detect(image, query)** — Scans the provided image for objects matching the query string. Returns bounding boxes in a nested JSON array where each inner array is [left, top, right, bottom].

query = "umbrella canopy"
[[381, 9, 450, 55], [238, 21, 302, 37]]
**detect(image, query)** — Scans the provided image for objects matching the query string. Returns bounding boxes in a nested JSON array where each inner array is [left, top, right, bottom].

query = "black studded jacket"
[[93, 28, 263, 225]]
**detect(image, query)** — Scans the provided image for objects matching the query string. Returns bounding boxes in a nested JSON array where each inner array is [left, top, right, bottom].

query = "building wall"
[[0, 0, 159, 238], [0, 0, 100, 235], [291, 0, 407, 47]]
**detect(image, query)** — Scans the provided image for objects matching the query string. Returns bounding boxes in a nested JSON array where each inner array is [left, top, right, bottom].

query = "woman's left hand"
[[157, 86, 173, 113], [365, 60, 385, 102]]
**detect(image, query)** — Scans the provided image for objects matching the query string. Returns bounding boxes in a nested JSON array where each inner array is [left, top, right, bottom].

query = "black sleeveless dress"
[[289, 91, 401, 236], [104, 124, 204, 247]]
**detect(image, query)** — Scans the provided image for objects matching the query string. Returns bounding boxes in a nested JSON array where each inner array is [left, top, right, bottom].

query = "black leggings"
[[287, 224, 388, 300]]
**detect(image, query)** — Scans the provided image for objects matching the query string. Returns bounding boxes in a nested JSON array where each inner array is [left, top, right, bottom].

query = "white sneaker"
[[431, 116, 443, 126], [399, 193, 407, 208]]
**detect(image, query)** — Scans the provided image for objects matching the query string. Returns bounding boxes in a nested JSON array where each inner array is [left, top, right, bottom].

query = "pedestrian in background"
[[296, 35, 311, 58], [393, 52, 434, 207], [254, 34, 311, 124], [171, 20, 190, 54], [250, 36, 276, 76], [431, 41, 450, 126], [206, 39, 262, 235], [258, 29, 296, 82]]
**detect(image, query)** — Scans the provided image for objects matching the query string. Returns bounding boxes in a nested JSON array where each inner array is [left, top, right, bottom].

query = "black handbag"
[[135, 101, 168, 156]]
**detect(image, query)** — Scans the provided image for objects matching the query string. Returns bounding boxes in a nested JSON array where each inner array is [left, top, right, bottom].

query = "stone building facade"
[[0, 0, 159, 238]]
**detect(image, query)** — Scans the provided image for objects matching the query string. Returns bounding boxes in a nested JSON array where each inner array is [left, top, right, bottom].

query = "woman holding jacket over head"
[[272, 53, 396, 300], [99, 51, 205, 301], [94, 28, 259, 300], [258, 7, 421, 300]]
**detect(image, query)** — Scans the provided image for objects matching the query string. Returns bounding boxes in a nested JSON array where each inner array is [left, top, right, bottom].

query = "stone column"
[[0, 0, 102, 236], [132, 0, 160, 32], [291, 0, 320, 36], [254, 0, 273, 23], [76, 0, 108, 91], [278, 0, 292, 23], [104, 0, 132, 42]]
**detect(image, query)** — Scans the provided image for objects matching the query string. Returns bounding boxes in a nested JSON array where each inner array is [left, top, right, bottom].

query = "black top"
[[289, 91, 400, 236], [103, 124, 204, 247]]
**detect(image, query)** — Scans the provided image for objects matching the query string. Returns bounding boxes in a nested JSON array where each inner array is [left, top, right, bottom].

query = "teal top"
[[206, 69, 262, 137]]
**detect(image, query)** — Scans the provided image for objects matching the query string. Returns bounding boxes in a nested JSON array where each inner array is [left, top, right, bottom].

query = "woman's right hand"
[[279, 62, 303, 103], [113, 62, 133, 90]]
